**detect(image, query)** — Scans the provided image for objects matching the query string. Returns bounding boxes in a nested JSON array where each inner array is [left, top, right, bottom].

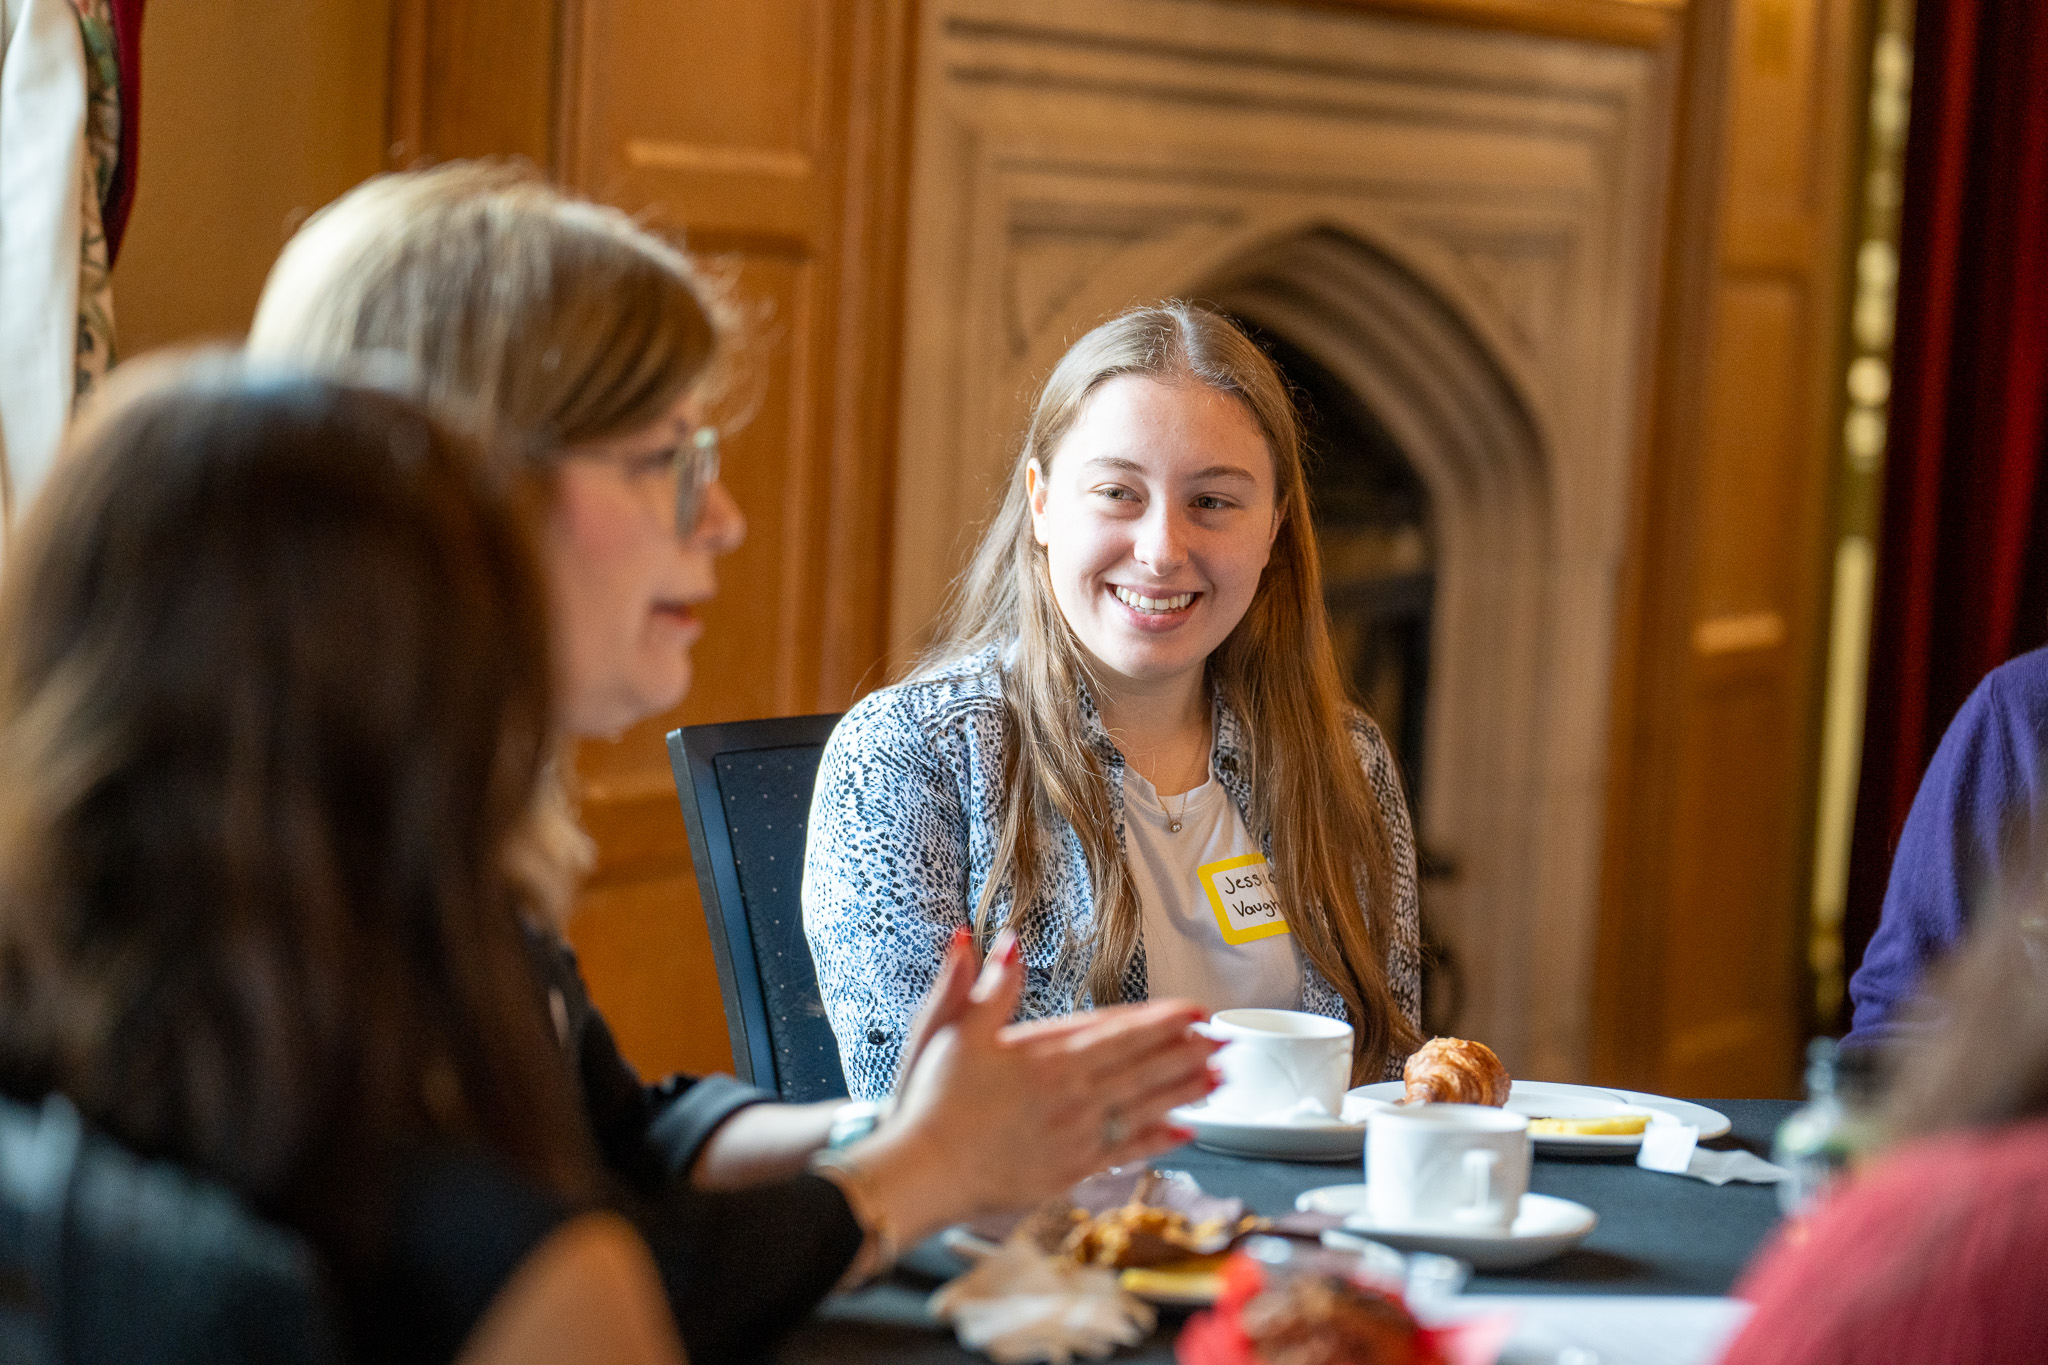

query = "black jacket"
[[528, 932, 864, 1365], [0, 1093, 342, 1364]]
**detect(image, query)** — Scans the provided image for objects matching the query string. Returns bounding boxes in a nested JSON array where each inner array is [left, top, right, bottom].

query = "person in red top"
[[1718, 895, 2048, 1365]]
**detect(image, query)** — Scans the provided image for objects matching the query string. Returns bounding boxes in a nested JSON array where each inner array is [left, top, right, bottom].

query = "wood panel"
[[115, 0, 392, 354], [388, 0, 557, 167], [1594, 0, 1861, 1098], [394, 0, 917, 1080], [1253, 0, 1685, 47]]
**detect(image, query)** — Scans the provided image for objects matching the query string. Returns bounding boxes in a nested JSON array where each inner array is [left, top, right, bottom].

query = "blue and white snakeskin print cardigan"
[[801, 648, 1422, 1100]]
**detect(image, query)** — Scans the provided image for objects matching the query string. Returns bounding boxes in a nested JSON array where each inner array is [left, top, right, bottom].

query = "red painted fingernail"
[[950, 926, 972, 952], [996, 930, 1020, 965]]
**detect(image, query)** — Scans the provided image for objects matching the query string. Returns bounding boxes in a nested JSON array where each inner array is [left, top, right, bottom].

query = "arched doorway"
[[1199, 227, 1553, 1060]]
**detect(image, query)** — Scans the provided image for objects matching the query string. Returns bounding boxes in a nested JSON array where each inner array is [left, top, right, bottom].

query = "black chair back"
[[0, 1094, 342, 1364], [668, 714, 847, 1103]]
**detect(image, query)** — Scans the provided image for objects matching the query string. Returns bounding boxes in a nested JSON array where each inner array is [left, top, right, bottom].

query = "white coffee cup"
[[1365, 1103, 1530, 1233], [1197, 1008, 1352, 1119]]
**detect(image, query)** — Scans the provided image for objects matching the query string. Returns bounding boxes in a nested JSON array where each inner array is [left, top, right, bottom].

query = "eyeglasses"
[[674, 425, 721, 534], [567, 423, 722, 534]]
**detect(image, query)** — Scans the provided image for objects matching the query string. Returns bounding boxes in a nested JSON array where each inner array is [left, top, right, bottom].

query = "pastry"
[[1059, 1197, 1249, 1269], [1061, 1201, 1201, 1269], [1399, 1036, 1511, 1107], [1046, 1169, 1257, 1269]]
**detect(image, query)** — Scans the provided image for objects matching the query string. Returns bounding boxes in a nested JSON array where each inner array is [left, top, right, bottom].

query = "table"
[[777, 1099, 1795, 1363]]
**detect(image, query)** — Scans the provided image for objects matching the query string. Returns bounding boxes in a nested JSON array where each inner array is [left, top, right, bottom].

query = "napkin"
[[1636, 1125, 1789, 1185], [929, 1235, 1157, 1364]]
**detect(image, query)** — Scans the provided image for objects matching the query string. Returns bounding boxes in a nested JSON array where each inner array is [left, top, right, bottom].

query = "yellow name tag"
[[1199, 853, 1289, 945]]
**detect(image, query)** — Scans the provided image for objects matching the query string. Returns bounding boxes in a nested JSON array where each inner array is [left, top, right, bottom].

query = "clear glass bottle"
[[1772, 1037, 1882, 1214]]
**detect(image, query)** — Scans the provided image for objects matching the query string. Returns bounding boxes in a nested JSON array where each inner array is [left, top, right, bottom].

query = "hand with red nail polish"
[[843, 967, 1223, 1244]]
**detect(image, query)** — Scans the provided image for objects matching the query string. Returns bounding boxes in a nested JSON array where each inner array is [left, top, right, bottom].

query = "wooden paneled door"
[[391, 0, 917, 1078], [1594, 0, 1864, 1098]]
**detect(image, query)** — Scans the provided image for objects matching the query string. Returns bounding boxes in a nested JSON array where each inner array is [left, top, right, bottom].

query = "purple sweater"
[[1847, 645, 2048, 1042]]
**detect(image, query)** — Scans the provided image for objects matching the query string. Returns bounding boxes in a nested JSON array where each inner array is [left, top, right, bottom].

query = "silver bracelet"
[[827, 1098, 887, 1149]]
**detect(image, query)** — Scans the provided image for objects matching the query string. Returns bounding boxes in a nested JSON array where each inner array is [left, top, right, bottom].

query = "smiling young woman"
[[803, 303, 1424, 1097]]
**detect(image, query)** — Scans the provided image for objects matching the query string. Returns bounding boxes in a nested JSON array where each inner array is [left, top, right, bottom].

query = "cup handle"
[[1454, 1149, 1500, 1223]]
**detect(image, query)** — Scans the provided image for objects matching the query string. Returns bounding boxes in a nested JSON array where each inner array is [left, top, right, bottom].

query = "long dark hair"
[[0, 356, 595, 1269]]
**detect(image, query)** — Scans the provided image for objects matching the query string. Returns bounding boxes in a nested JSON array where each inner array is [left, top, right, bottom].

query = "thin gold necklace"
[[1170, 724, 1211, 833]]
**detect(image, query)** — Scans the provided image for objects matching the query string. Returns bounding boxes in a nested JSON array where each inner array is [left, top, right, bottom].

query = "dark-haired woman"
[[0, 359, 682, 1365]]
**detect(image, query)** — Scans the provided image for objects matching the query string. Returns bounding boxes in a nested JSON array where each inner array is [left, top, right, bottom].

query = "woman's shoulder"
[[1340, 705, 1391, 744], [1975, 642, 2048, 715], [835, 648, 1009, 742], [1339, 706, 1398, 772]]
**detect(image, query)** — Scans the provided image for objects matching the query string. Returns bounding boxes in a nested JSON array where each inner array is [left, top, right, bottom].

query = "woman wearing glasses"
[[248, 161, 1219, 1365]]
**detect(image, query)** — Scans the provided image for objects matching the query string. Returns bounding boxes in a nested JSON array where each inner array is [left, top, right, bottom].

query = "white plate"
[[1295, 1185, 1598, 1270], [1344, 1081, 1732, 1152], [1169, 1100, 1367, 1161]]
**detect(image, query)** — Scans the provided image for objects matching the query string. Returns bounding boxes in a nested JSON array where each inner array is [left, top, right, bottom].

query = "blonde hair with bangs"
[[927, 301, 1420, 1082], [249, 161, 725, 928]]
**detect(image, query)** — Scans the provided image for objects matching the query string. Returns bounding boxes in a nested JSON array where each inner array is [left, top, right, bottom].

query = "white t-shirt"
[[1121, 764, 1304, 1012]]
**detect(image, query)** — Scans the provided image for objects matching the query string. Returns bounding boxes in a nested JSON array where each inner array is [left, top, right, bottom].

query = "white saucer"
[[1295, 1185, 1598, 1270], [1169, 1101, 1366, 1162], [1345, 1080, 1733, 1152]]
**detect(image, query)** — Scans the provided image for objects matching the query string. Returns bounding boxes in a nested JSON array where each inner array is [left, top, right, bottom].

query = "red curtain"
[[1843, 0, 2048, 1008], [106, 0, 147, 264]]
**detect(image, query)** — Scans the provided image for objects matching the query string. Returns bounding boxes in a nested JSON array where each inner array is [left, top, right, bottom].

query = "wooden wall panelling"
[[1594, 0, 1730, 1092], [113, 0, 393, 356], [559, 0, 917, 1079], [393, 0, 917, 1080], [1593, 0, 1862, 1097], [388, 0, 558, 167], [1257, 0, 1686, 47]]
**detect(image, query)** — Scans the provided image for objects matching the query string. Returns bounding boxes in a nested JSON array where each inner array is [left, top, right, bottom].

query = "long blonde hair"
[[927, 302, 1419, 1081], [249, 160, 724, 925]]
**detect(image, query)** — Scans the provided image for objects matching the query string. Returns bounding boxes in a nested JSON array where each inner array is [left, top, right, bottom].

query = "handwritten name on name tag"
[[1199, 853, 1290, 945]]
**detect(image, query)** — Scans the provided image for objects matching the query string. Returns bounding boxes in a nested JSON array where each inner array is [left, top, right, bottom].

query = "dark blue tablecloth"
[[777, 1098, 1794, 1362]]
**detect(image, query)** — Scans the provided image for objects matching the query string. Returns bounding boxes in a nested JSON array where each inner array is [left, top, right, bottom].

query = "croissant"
[[1400, 1036, 1511, 1107]]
